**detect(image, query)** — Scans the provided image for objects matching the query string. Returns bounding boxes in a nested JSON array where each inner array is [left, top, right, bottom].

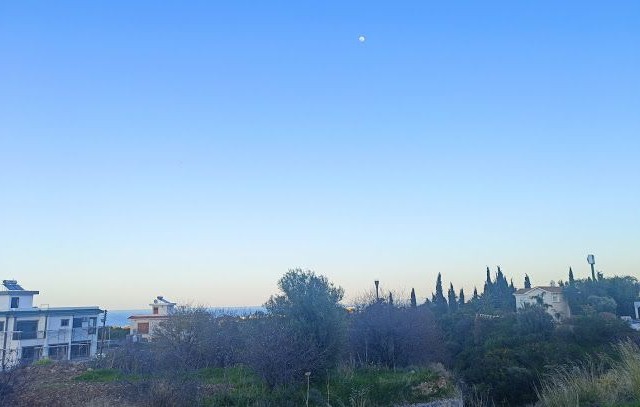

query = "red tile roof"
[[128, 315, 171, 320]]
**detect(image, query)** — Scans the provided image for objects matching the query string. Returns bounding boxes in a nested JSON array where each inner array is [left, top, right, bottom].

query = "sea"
[[104, 306, 265, 327]]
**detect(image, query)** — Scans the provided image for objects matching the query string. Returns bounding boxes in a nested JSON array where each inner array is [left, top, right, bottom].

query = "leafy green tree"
[[565, 275, 640, 316], [265, 269, 346, 375], [586, 295, 617, 313]]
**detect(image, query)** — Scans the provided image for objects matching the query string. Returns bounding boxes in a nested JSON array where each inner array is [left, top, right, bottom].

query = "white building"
[[128, 296, 176, 341], [0, 280, 102, 369], [514, 286, 571, 321]]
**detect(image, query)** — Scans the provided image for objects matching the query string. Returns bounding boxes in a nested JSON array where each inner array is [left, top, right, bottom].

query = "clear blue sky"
[[1, 1, 639, 309]]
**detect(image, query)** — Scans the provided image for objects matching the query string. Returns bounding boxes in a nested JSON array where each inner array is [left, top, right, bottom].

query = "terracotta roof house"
[[514, 286, 571, 321], [128, 296, 176, 342]]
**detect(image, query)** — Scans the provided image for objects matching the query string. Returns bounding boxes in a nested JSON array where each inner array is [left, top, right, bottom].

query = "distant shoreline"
[[104, 306, 265, 327]]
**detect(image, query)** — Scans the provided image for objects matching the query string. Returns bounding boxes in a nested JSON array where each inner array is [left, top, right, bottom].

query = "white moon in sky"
[[358, 35, 366, 43]]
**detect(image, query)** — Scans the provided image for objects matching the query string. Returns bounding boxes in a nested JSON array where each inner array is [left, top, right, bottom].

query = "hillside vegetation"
[[2, 267, 639, 406]]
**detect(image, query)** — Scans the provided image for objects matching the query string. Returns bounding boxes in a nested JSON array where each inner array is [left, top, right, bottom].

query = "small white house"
[[128, 296, 176, 341], [514, 286, 571, 321], [0, 279, 102, 369]]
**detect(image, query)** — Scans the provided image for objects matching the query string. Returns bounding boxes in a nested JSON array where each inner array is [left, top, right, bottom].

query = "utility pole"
[[99, 309, 107, 357]]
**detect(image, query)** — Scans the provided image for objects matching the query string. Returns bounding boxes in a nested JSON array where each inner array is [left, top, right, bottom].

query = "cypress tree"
[[459, 288, 465, 306], [568, 267, 575, 285], [524, 274, 531, 289], [432, 273, 447, 314], [472, 286, 479, 300], [447, 283, 457, 312], [410, 288, 417, 308], [435, 273, 444, 300]]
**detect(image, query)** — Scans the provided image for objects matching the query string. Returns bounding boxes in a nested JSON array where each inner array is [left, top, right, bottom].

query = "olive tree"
[[251, 269, 347, 384]]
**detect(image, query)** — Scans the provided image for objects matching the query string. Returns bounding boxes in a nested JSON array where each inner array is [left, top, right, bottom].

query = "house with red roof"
[[128, 296, 176, 342]]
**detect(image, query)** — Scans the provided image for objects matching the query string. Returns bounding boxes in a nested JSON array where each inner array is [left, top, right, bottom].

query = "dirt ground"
[[0, 363, 136, 407]]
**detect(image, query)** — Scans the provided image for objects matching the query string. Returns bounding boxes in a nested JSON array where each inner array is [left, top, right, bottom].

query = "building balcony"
[[5, 328, 97, 342]]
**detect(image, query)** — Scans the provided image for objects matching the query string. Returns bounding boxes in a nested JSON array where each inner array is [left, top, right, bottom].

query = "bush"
[[349, 302, 445, 368], [243, 315, 320, 387], [127, 376, 201, 407], [97, 342, 156, 374]]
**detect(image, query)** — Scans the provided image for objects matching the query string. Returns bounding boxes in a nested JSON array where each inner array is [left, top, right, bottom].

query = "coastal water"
[[104, 306, 265, 327]]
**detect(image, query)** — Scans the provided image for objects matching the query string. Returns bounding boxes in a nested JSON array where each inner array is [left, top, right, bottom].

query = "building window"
[[61, 319, 69, 327], [0, 321, 4, 331], [10, 297, 19, 308], [552, 294, 559, 303], [137, 322, 150, 334], [14, 320, 38, 340], [73, 318, 84, 328], [153, 307, 159, 315]]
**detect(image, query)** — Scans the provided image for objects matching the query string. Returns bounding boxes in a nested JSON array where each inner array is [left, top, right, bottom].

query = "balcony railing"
[[4, 327, 97, 342], [11, 331, 45, 341]]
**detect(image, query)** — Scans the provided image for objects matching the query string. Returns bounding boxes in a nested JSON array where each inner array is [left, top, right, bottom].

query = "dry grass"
[[536, 341, 640, 407]]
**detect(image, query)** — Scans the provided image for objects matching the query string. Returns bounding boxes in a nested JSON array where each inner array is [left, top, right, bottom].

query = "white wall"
[[0, 294, 35, 310]]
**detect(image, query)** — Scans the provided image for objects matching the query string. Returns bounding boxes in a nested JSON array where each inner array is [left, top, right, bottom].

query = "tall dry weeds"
[[536, 340, 640, 407]]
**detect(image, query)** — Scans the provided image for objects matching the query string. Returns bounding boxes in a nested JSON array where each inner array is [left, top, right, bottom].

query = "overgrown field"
[[0, 362, 456, 407]]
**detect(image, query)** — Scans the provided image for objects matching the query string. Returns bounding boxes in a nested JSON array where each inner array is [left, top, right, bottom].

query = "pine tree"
[[459, 288, 465, 306], [568, 267, 575, 285], [524, 274, 531, 289], [410, 288, 417, 308], [447, 283, 458, 312]]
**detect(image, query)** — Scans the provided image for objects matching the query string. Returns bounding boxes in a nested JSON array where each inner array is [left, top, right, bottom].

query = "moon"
[[358, 35, 366, 43]]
